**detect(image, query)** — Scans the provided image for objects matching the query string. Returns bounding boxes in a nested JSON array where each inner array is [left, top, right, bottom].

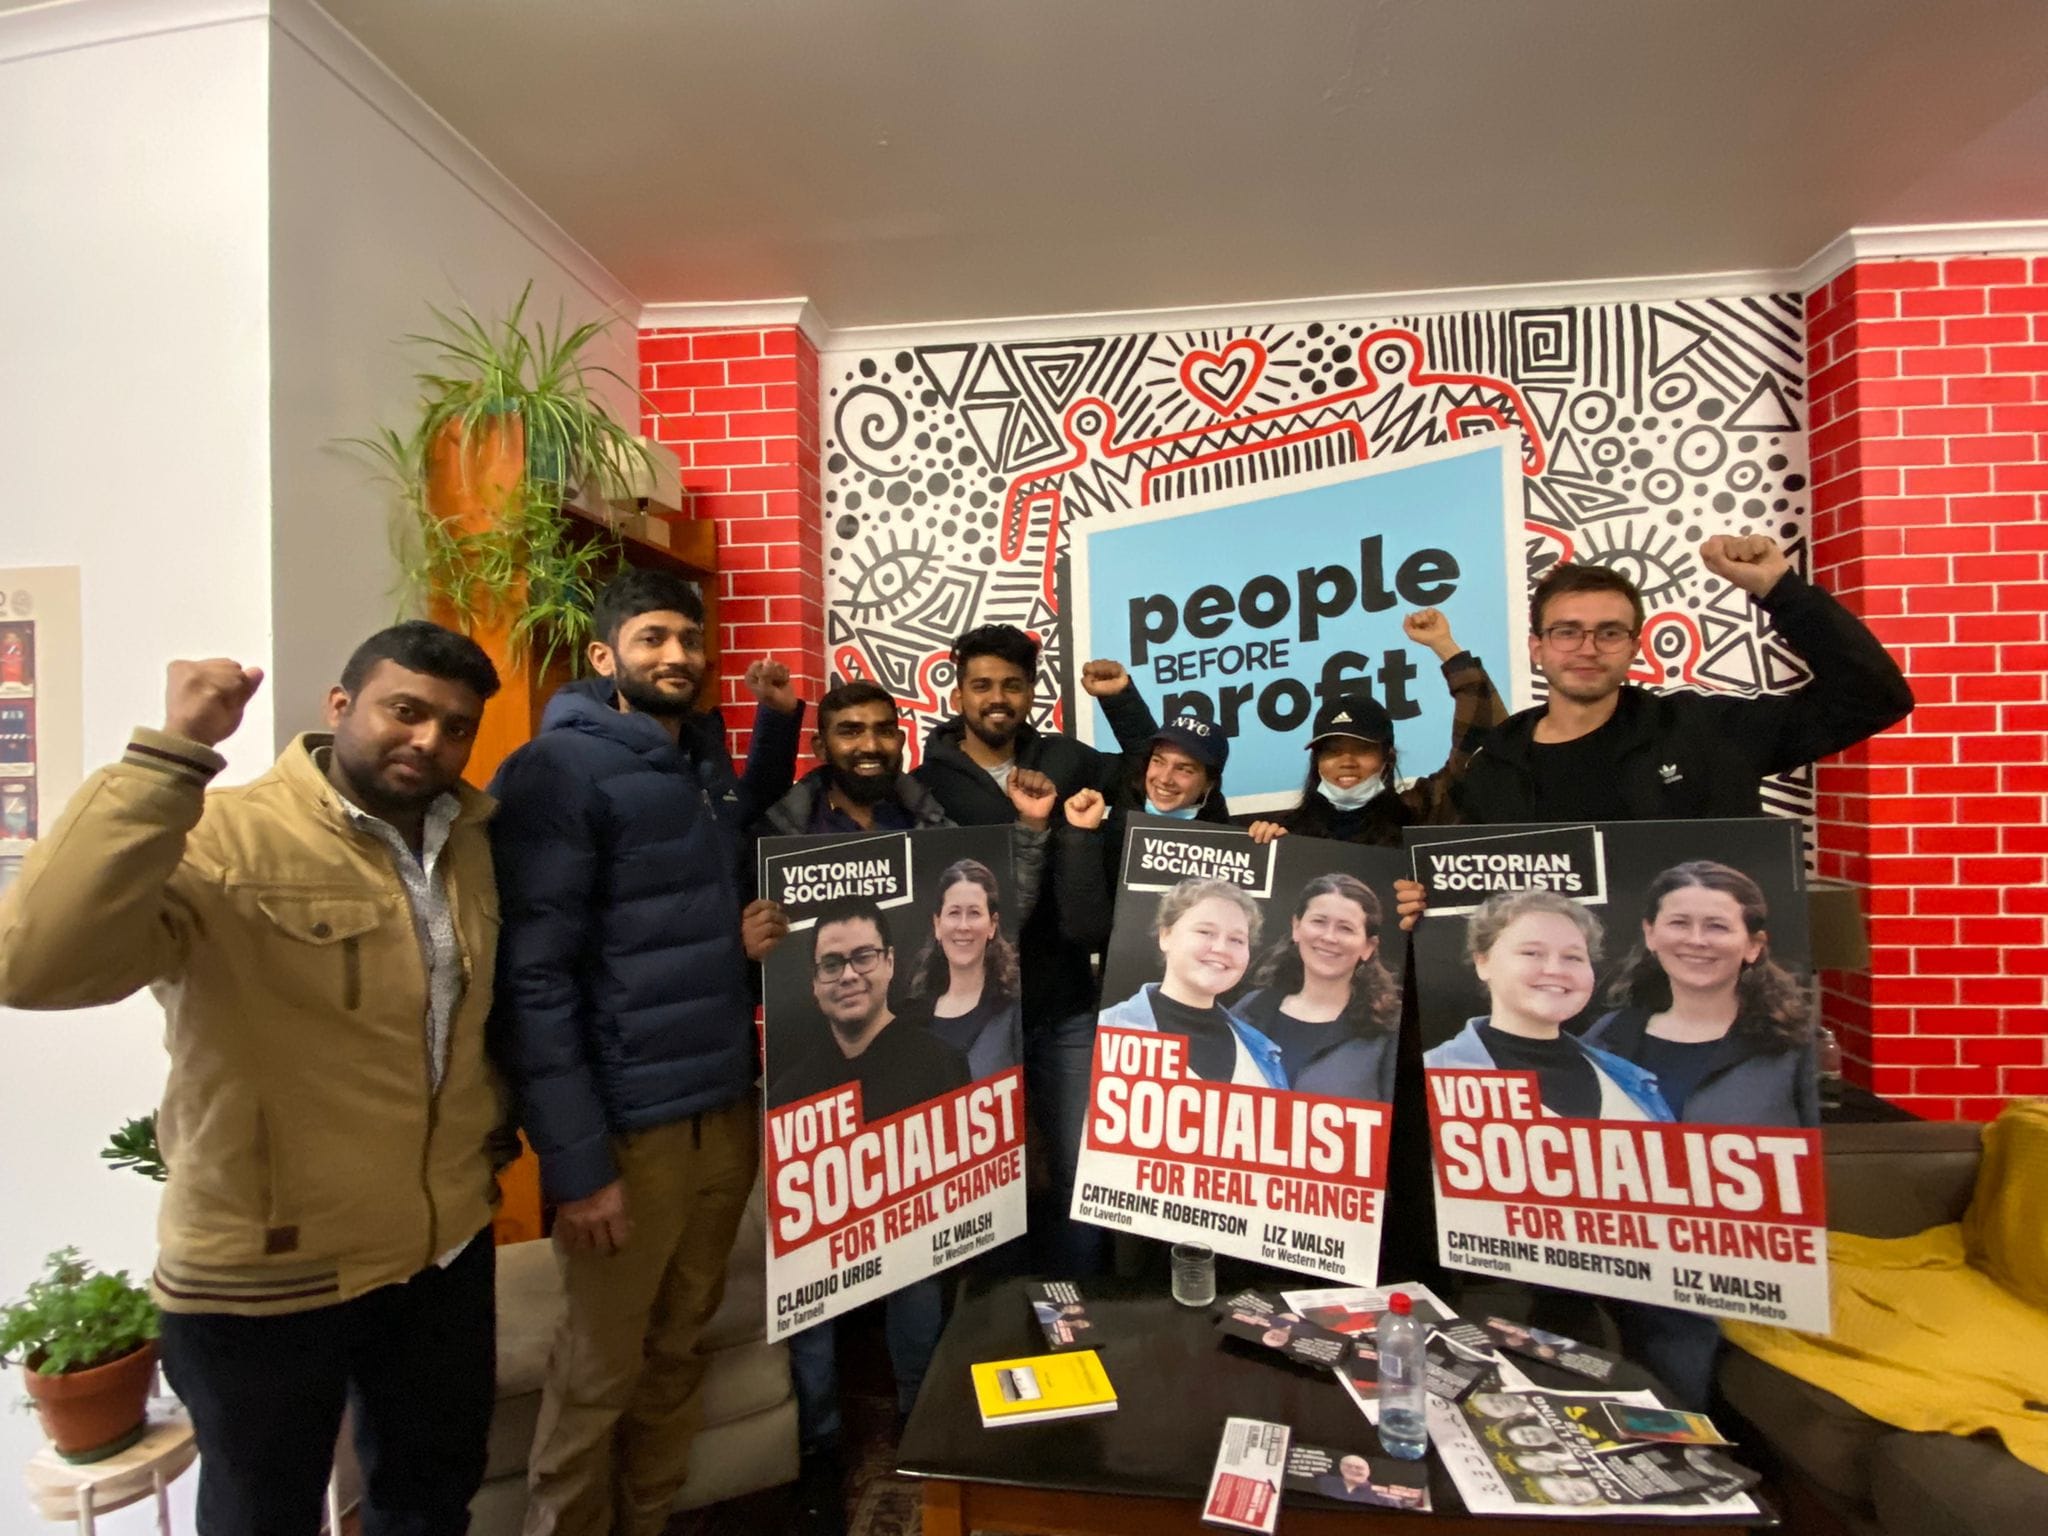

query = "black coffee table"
[[898, 1276, 1776, 1535]]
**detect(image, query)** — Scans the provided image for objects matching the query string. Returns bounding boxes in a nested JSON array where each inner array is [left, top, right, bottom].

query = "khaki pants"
[[523, 1099, 759, 1536]]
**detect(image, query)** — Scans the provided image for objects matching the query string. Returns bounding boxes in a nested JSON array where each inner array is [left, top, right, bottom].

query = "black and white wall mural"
[[821, 294, 1812, 821]]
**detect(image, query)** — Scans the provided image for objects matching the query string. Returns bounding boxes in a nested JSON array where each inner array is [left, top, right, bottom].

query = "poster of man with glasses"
[[757, 825, 1025, 1339]]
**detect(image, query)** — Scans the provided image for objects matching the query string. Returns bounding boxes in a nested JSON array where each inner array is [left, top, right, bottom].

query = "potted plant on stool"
[[1, 1248, 160, 1463]]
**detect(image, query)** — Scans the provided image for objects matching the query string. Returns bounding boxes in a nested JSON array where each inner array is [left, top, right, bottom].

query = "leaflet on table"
[[1284, 1441, 1431, 1511], [1213, 1289, 1352, 1369], [1070, 819, 1405, 1283], [1598, 1403, 1731, 1446], [759, 826, 1028, 1342], [1479, 1316, 1622, 1385], [1430, 1385, 1763, 1518], [1025, 1281, 1101, 1352], [1277, 1281, 1458, 1335], [1202, 1417, 1291, 1533], [1338, 1329, 1491, 1409], [1407, 818, 1829, 1332]]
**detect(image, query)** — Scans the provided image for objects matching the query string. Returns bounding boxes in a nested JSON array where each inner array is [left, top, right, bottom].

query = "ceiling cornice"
[[642, 220, 2048, 355]]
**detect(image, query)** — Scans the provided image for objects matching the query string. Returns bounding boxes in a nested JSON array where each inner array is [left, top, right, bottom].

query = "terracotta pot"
[[22, 1340, 156, 1463]]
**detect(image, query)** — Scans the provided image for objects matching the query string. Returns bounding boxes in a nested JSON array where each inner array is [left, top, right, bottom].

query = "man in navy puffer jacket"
[[489, 568, 802, 1536]]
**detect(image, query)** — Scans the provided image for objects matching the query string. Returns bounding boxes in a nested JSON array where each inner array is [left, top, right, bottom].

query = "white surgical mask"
[[1316, 777, 1385, 812], [1145, 798, 1200, 820]]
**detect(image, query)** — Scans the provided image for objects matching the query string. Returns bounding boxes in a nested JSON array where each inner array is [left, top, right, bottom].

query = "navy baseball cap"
[[1149, 714, 1229, 772], [1306, 692, 1394, 750]]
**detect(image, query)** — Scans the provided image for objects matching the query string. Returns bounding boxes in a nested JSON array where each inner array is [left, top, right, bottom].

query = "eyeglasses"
[[1538, 622, 1639, 653], [812, 945, 889, 981]]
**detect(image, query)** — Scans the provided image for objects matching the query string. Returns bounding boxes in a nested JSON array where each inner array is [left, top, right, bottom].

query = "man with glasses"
[[763, 896, 970, 1536], [1436, 534, 1909, 1412], [767, 894, 969, 1116], [1454, 534, 1912, 822]]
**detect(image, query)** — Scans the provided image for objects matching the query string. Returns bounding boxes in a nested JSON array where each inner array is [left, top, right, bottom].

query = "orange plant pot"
[[23, 1339, 157, 1463]]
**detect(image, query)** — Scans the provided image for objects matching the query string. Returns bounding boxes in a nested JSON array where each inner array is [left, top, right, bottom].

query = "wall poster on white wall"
[[0, 566, 82, 896]]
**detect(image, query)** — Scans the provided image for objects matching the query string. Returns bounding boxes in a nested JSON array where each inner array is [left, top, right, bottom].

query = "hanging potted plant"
[[357, 283, 657, 677], [1, 1248, 160, 1463]]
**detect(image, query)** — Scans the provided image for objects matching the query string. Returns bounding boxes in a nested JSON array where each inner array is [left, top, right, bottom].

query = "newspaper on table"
[[1431, 1384, 1762, 1518]]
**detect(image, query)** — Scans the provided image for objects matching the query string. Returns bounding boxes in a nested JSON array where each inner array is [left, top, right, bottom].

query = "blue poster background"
[[1070, 438, 1524, 811]]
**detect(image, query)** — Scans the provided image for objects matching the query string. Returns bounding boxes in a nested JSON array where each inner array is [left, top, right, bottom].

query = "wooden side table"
[[23, 1406, 196, 1535]]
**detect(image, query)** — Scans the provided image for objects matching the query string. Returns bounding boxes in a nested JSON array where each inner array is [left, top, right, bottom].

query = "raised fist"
[[1402, 608, 1460, 661], [744, 660, 800, 714], [1008, 767, 1059, 830], [1700, 535, 1791, 599], [164, 660, 264, 748], [1079, 660, 1131, 698], [1063, 787, 1108, 830]]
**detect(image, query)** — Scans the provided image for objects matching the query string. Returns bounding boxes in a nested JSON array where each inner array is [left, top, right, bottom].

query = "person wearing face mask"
[[1583, 862, 1817, 1129], [1246, 608, 1507, 849], [1232, 873, 1401, 1101], [1422, 888, 1670, 1121]]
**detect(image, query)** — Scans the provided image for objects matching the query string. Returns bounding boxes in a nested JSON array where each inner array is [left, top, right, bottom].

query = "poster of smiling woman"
[[1071, 815, 1407, 1282], [1405, 819, 1828, 1331], [758, 825, 1025, 1341]]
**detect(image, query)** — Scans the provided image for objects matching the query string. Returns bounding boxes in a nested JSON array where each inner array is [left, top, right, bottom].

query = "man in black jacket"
[[1433, 533, 1910, 1413], [912, 626, 1142, 1031], [912, 625, 1158, 1267], [1454, 534, 1913, 822], [490, 569, 801, 1536]]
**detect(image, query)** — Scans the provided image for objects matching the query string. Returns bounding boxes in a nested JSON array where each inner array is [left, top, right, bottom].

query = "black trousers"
[[158, 1232, 495, 1536]]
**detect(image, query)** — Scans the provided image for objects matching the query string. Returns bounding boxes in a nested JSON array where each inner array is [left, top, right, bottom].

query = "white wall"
[[0, 14, 274, 1525], [265, 4, 638, 735]]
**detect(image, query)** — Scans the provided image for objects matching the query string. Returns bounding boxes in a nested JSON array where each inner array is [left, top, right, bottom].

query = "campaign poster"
[[1066, 436, 1526, 811], [1407, 819, 1827, 1332], [758, 825, 1026, 1341], [0, 567, 82, 898], [1071, 816, 1406, 1282]]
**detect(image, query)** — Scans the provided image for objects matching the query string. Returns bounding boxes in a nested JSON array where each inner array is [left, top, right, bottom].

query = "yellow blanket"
[[1724, 1224, 2048, 1474]]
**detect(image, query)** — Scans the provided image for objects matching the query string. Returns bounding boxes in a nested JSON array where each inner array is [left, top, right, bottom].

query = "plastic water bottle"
[[1816, 1024, 1844, 1114], [1376, 1291, 1429, 1460]]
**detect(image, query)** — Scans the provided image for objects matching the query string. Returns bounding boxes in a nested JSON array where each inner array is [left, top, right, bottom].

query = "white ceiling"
[[133, 1, 2048, 324]]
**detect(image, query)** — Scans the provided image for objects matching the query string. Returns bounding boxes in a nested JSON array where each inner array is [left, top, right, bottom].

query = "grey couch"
[[470, 1174, 800, 1531], [1717, 1119, 2048, 1536]]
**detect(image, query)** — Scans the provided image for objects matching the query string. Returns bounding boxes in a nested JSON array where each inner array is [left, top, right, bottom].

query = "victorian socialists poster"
[[1071, 816, 1405, 1283], [759, 826, 1025, 1341], [1407, 819, 1827, 1331]]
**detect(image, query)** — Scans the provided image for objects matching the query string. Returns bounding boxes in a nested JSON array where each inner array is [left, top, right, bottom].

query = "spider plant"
[[355, 284, 656, 676]]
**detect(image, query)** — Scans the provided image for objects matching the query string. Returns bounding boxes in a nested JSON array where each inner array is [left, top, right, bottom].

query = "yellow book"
[[971, 1348, 1118, 1427]]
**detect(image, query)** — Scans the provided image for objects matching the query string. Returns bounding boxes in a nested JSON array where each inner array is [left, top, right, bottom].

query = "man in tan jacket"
[[0, 621, 507, 1536]]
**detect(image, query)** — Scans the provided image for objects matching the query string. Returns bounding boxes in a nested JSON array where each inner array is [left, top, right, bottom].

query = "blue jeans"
[[1026, 1010, 1111, 1277], [1613, 1300, 1723, 1409], [788, 1277, 945, 1452]]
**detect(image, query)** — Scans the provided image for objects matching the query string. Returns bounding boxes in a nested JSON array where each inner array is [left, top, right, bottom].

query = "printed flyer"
[[759, 825, 1026, 1340], [1407, 818, 1827, 1331], [1071, 817, 1406, 1282]]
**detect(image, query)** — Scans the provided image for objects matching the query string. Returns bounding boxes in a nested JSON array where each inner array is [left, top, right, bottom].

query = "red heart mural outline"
[[1179, 338, 1266, 417]]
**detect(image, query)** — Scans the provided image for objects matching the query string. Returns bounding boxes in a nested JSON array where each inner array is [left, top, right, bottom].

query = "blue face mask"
[[1145, 799, 1201, 820], [1316, 776, 1386, 812]]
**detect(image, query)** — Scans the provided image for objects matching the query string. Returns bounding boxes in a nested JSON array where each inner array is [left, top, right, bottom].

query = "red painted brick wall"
[[1805, 253, 2048, 1121], [640, 326, 825, 758]]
